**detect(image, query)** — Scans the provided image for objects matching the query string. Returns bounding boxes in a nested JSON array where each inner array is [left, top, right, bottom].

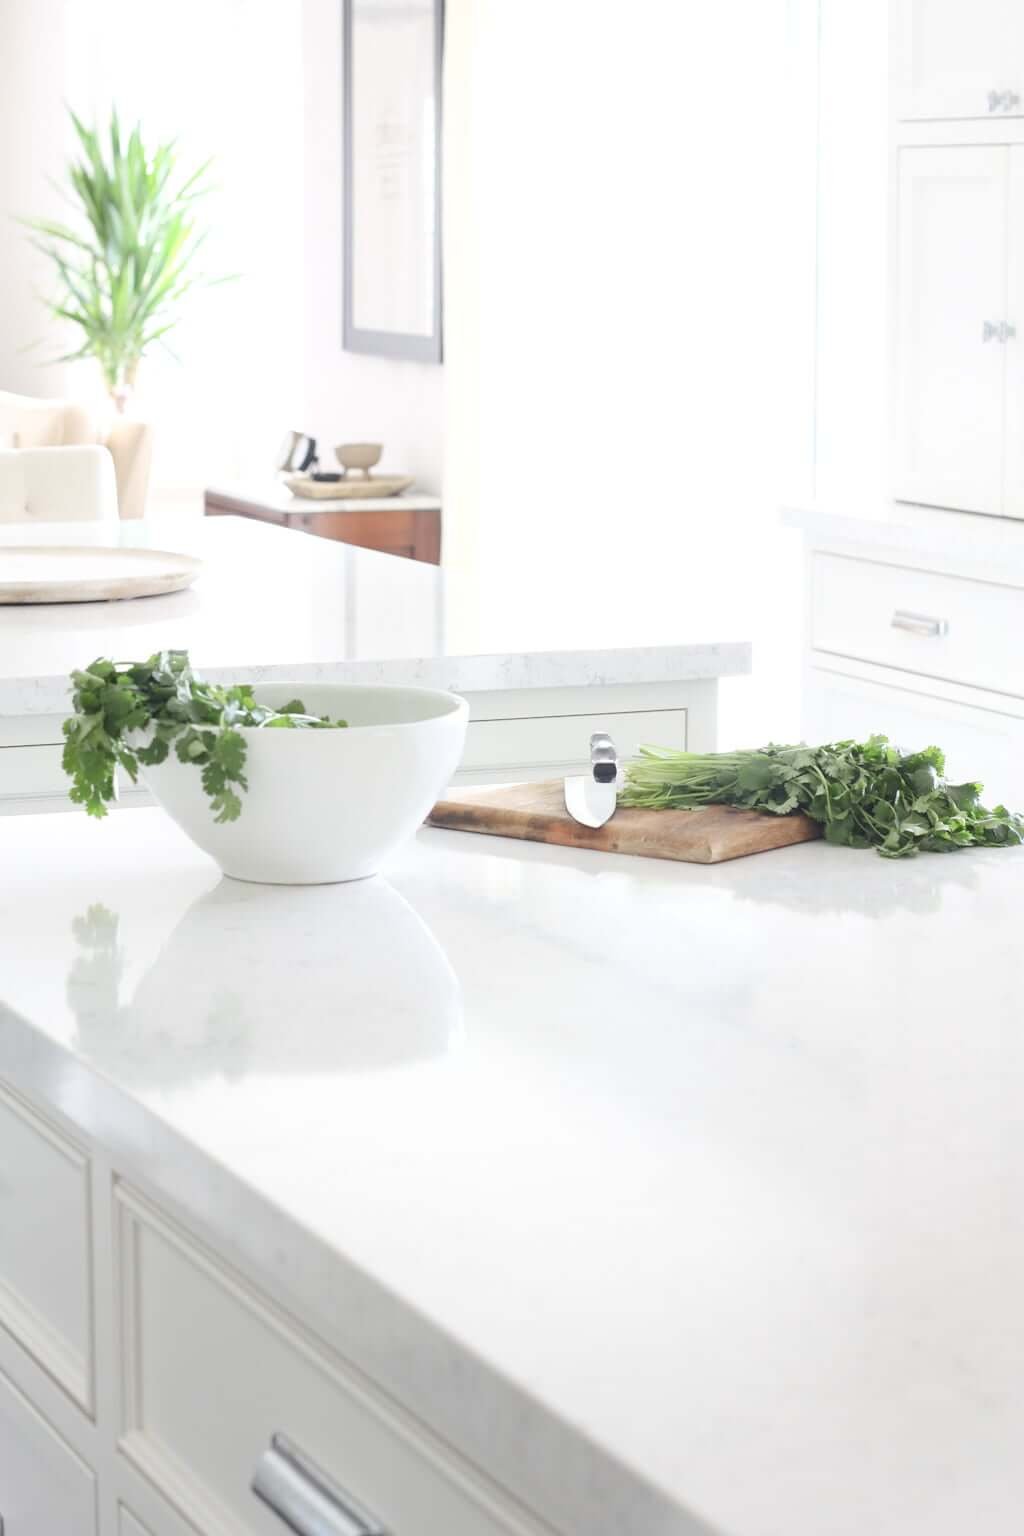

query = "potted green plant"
[[26, 109, 225, 413]]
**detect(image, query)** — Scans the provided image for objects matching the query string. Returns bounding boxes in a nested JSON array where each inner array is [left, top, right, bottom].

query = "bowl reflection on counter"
[[67, 876, 462, 1087]]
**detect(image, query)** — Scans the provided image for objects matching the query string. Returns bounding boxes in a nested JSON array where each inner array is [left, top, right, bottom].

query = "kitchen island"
[[0, 516, 748, 812], [0, 807, 1022, 1536]]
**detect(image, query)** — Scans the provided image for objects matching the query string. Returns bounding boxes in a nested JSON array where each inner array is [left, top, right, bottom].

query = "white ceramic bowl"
[[137, 682, 468, 884]]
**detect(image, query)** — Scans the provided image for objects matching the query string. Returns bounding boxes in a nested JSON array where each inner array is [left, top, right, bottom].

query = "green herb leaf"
[[621, 735, 1024, 858], [62, 653, 348, 822]]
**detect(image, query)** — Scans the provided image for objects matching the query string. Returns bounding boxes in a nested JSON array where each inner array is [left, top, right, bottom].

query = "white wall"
[[0, 0, 306, 511], [815, 0, 891, 514], [443, 0, 820, 747], [0, 0, 79, 398], [301, 0, 444, 491]]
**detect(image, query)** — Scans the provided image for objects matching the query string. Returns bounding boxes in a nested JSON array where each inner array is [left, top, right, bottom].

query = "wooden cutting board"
[[427, 779, 821, 865]]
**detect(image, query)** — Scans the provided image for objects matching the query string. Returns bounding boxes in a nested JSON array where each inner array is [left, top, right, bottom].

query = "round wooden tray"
[[0, 545, 202, 605]]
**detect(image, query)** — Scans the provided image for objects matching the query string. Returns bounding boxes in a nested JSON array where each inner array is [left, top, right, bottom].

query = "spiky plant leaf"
[[24, 109, 230, 396]]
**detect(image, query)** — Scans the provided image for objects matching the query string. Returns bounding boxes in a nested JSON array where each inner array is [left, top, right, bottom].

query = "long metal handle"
[[891, 609, 949, 638], [252, 1434, 388, 1536]]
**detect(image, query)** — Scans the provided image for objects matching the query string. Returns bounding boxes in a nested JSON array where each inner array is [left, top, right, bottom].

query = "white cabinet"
[[0, 1084, 94, 1411], [0, 1365, 96, 1535], [115, 1186, 545, 1536], [895, 146, 1010, 516], [1003, 149, 1024, 518], [896, 0, 1024, 121], [810, 552, 1024, 695], [460, 706, 687, 784], [805, 663, 1024, 808], [794, 525, 1024, 811]]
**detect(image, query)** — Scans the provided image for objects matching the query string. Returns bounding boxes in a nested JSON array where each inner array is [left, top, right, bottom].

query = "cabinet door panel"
[[895, 147, 1007, 517], [1002, 148, 1024, 519], [0, 1365, 96, 1535], [897, 0, 1024, 121], [805, 666, 1024, 807]]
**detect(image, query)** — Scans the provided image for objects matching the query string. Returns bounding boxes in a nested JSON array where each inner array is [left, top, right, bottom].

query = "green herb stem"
[[620, 736, 1024, 858]]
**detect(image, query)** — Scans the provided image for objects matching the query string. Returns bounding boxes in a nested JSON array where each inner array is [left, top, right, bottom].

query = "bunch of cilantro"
[[620, 734, 1024, 858], [63, 651, 346, 823]]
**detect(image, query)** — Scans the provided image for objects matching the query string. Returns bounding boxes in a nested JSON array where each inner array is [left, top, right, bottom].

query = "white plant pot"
[[137, 682, 468, 885]]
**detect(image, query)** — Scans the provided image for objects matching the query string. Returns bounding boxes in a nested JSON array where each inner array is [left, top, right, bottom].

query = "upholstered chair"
[[0, 391, 152, 520], [0, 446, 119, 523]]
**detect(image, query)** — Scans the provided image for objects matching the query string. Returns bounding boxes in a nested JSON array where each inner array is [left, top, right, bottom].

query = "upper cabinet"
[[894, 146, 1010, 515], [896, 0, 1024, 121]]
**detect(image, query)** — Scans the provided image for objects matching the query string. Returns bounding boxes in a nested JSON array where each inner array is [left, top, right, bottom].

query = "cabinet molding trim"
[[0, 1081, 95, 1415], [114, 1181, 556, 1536]]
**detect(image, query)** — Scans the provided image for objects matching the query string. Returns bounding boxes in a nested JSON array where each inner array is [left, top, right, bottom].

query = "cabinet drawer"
[[463, 708, 686, 777], [0, 1364, 96, 1534], [0, 1085, 93, 1411], [0, 743, 67, 801], [811, 554, 1024, 697], [117, 1188, 547, 1536], [805, 663, 1024, 806]]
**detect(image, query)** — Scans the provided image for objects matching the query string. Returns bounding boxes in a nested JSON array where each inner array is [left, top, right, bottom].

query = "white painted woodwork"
[[0, 743, 70, 803], [116, 1187, 548, 1536], [791, 509, 1024, 808], [895, 146, 1008, 515], [120, 1509, 154, 1536], [0, 1363, 96, 1535], [461, 707, 686, 782], [1002, 146, 1024, 518], [0, 1084, 93, 1410], [810, 552, 1024, 696], [896, 0, 1024, 122], [0, 682, 712, 804], [804, 661, 1024, 807]]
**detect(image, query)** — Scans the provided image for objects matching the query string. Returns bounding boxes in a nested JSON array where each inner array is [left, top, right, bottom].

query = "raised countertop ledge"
[[1, 808, 1023, 1536], [784, 501, 1024, 580], [0, 517, 749, 717]]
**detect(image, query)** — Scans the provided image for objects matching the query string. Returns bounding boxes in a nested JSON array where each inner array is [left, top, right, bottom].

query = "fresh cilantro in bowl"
[[63, 651, 346, 823]]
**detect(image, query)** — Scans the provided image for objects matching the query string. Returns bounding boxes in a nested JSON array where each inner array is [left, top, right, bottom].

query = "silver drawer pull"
[[891, 609, 949, 638], [253, 1433, 388, 1536]]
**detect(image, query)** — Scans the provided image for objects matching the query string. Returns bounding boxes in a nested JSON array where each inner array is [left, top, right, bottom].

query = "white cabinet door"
[[805, 666, 1024, 808], [895, 147, 1008, 516], [0, 1366, 96, 1535], [896, 0, 1024, 121], [1002, 147, 1024, 519]]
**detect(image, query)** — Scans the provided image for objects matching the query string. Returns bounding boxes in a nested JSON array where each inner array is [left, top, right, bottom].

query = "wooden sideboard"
[[204, 483, 442, 564]]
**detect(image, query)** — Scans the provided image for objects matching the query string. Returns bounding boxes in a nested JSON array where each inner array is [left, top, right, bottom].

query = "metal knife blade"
[[564, 732, 620, 828]]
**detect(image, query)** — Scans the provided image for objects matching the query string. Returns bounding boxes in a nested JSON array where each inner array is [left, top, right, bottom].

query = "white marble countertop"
[[784, 500, 1024, 578], [1, 807, 1022, 1536], [207, 480, 442, 513], [0, 517, 749, 717]]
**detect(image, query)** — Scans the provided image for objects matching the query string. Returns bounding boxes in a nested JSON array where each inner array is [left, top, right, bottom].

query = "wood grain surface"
[[428, 779, 821, 864]]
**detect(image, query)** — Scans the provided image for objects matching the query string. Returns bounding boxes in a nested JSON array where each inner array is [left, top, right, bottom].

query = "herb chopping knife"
[[564, 733, 620, 828]]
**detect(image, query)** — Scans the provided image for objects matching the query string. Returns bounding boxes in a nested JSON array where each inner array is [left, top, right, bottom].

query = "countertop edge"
[[0, 641, 752, 719]]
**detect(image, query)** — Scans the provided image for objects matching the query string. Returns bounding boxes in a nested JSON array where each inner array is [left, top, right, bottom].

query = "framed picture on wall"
[[343, 0, 443, 363]]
